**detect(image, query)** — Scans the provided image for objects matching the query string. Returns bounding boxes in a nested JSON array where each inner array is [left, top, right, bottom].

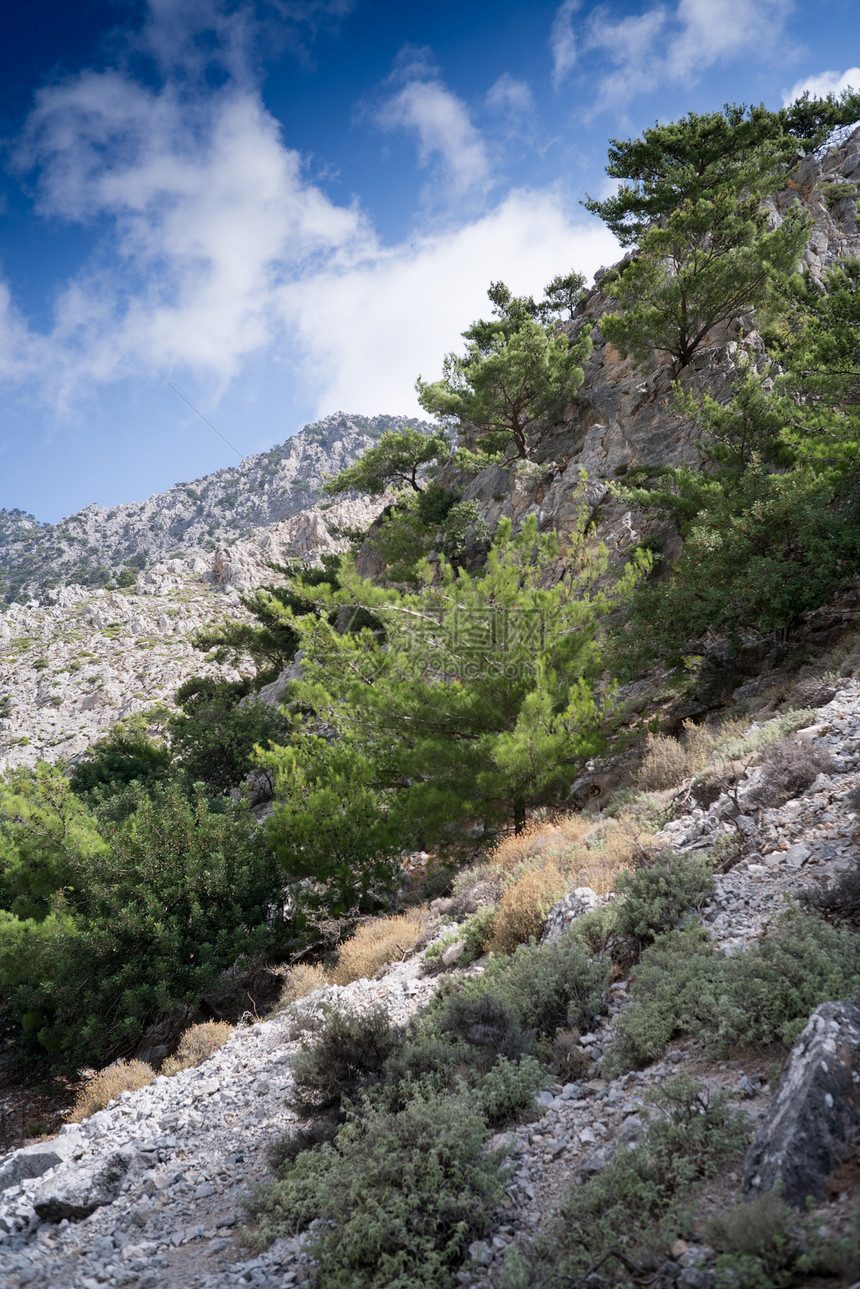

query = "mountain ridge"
[[0, 412, 433, 605]]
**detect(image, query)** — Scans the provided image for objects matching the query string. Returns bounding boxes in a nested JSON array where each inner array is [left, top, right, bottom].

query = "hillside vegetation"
[[2, 95, 860, 1289]]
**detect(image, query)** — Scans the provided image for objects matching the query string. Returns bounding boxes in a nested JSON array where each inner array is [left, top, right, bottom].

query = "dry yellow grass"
[[280, 962, 330, 1005], [67, 1059, 155, 1123], [489, 811, 648, 901], [330, 909, 431, 985], [637, 720, 717, 791], [573, 814, 653, 894], [486, 859, 569, 953], [161, 1021, 233, 1076], [490, 816, 589, 876]]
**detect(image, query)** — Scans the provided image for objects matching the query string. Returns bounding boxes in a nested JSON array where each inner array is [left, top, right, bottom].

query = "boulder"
[[34, 1147, 146, 1221], [542, 887, 601, 942], [0, 1131, 81, 1195], [743, 1001, 860, 1205]]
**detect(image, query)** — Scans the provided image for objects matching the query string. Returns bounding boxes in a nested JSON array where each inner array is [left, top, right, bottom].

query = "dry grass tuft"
[[330, 909, 431, 985], [490, 816, 589, 876], [280, 962, 330, 1006], [486, 859, 569, 953], [638, 720, 716, 791], [161, 1021, 233, 1076], [67, 1059, 155, 1123]]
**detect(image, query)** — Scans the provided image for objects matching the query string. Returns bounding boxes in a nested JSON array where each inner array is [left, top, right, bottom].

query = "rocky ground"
[[2, 685, 860, 1288]]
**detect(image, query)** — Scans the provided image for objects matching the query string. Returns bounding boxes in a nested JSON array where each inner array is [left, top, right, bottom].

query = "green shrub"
[[806, 851, 860, 929], [526, 1074, 748, 1284], [614, 850, 715, 946], [0, 779, 283, 1065], [606, 909, 860, 1073], [288, 1005, 398, 1125], [473, 1055, 545, 1128], [248, 1086, 505, 1288], [68, 719, 172, 800], [706, 1196, 860, 1288], [431, 992, 529, 1070], [447, 926, 611, 1042], [168, 677, 289, 793], [705, 1194, 794, 1287]]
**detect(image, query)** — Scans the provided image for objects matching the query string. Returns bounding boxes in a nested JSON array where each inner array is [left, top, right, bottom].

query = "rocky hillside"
[[0, 413, 431, 605], [0, 493, 383, 772], [1, 682, 859, 1288], [441, 128, 860, 569]]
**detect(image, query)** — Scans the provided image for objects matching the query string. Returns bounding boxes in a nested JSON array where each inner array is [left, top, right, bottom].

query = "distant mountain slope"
[[0, 412, 433, 604]]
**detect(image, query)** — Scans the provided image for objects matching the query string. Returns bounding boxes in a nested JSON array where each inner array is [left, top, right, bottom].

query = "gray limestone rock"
[[743, 1001, 860, 1205], [542, 887, 601, 942], [0, 1132, 81, 1195], [34, 1147, 146, 1221]]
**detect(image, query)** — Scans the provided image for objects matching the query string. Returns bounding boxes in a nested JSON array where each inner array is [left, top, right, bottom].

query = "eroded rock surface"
[[743, 1001, 860, 1205]]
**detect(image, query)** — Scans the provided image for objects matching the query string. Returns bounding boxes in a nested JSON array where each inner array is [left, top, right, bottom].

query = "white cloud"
[[486, 73, 534, 117], [784, 67, 860, 105], [281, 191, 620, 417], [583, 0, 793, 109], [10, 59, 372, 407], [0, 5, 618, 440], [375, 74, 491, 198], [550, 0, 581, 89], [584, 5, 668, 108]]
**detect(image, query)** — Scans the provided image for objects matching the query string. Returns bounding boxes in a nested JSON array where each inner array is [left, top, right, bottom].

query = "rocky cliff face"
[[449, 127, 860, 564], [0, 413, 431, 606]]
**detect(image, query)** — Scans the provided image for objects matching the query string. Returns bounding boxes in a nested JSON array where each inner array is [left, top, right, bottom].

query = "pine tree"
[[266, 510, 648, 852], [416, 279, 592, 464], [323, 427, 450, 497], [600, 192, 808, 371]]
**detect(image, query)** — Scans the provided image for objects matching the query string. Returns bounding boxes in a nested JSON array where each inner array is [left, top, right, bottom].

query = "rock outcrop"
[[743, 1000, 860, 1205]]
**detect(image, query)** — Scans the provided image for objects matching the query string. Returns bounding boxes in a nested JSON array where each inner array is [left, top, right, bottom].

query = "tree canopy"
[[417, 276, 592, 463], [323, 427, 450, 497], [584, 96, 860, 245]]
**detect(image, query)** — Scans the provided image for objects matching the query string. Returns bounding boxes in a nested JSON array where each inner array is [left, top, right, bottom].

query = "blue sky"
[[1, 0, 858, 522]]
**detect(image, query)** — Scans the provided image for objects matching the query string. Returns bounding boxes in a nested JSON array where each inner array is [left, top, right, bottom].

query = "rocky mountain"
[[1, 126, 860, 1289], [0, 493, 384, 772], [0, 413, 432, 606]]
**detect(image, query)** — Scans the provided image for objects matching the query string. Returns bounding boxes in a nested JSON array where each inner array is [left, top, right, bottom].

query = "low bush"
[[486, 860, 568, 953], [747, 737, 836, 808], [265, 1120, 338, 1175], [473, 1054, 545, 1128], [279, 962, 329, 1005], [806, 852, 860, 929], [288, 1005, 398, 1124], [431, 992, 529, 1070], [705, 1194, 794, 1286], [330, 909, 430, 985], [705, 1196, 860, 1287], [519, 1075, 748, 1285], [614, 850, 715, 947], [463, 927, 611, 1041], [248, 1086, 504, 1289], [605, 908, 860, 1073], [161, 1021, 232, 1076], [67, 1059, 155, 1122], [637, 722, 713, 791]]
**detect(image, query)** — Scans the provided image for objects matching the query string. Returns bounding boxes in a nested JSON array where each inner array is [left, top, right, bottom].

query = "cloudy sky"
[[1, 0, 858, 521]]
